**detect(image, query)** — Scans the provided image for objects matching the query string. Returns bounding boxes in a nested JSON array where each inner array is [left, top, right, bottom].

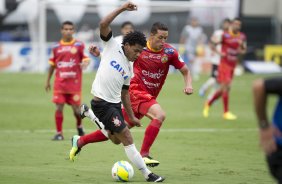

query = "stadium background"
[[0, 0, 281, 183]]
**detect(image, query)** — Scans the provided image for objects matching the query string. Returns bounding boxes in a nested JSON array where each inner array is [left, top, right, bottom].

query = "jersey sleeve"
[[80, 43, 90, 63], [48, 48, 55, 66], [170, 48, 185, 69]]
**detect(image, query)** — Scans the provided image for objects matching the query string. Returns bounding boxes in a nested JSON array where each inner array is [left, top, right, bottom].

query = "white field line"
[[0, 128, 257, 134]]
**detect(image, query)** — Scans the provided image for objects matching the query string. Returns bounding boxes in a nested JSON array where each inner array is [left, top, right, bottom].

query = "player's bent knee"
[[156, 112, 166, 122]]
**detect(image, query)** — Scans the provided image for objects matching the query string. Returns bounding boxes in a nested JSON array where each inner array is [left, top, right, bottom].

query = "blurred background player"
[[179, 17, 206, 80], [69, 2, 165, 182], [80, 21, 193, 167], [115, 21, 134, 44], [45, 21, 90, 140], [203, 18, 247, 120], [199, 18, 231, 98], [253, 77, 282, 183]]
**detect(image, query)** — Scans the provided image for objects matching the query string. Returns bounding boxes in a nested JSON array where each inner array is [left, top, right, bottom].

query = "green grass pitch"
[[0, 72, 279, 184]]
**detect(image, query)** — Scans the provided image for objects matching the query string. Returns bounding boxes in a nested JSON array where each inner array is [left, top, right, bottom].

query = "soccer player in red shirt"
[[203, 18, 247, 120], [78, 22, 193, 167], [45, 21, 90, 140]]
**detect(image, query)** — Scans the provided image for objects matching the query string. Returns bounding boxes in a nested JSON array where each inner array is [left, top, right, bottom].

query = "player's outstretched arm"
[[121, 88, 141, 127], [179, 65, 193, 95], [99, 1, 137, 38], [253, 79, 276, 155]]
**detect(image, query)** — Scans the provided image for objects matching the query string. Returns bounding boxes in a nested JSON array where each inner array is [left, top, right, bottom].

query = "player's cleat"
[[69, 135, 81, 161], [146, 173, 165, 182], [80, 104, 89, 119], [52, 134, 64, 141], [143, 156, 160, 167], [223, 111, 237, 120], [203, 103, 210, 118], [77, 127, 85, 136]]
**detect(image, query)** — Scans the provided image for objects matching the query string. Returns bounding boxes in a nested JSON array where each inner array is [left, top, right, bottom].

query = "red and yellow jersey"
[[49, 39, 90, 94], [130, 42, 185, 97], [220, 31, 247, 68]]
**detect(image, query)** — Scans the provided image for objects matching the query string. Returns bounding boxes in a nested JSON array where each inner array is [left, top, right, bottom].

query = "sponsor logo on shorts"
[[112, 116, 122, 127]]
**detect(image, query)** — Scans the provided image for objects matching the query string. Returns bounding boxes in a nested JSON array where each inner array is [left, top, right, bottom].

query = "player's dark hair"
[[121, 21, 134, 29], [61, 21, 74, 29], [233, 17, 242, 22], [122, 31, 146, 47], [223, 18, 231, 23], [150, 22, 168, 34]]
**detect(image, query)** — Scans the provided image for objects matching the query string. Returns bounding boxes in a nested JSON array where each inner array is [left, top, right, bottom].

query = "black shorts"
[[266, 145, 282, 183], [210, 64, 218, 78], [90, 99, 126, 133], [265, 77, 282, 96]]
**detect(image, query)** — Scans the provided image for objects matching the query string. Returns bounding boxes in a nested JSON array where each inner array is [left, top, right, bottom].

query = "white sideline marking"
[[0, 128, 257, 134]]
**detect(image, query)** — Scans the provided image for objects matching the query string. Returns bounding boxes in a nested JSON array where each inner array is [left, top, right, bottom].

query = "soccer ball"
[[111, 160, 134, 182]]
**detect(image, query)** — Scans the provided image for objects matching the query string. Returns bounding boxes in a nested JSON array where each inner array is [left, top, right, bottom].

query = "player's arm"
[[99, 2, 137, 40], [121, 86, 141, 127], [253, 77, 282, 154], [179, 65, 193, 95], [45, 65, 55, 92]]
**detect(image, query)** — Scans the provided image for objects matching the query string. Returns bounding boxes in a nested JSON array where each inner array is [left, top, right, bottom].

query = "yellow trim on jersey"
[[229, 30, 240, 37], [82, 58, 90, 62], [49, 60, 55, 66], [60, 38, 75, 45], [146, 41, 162, 53]]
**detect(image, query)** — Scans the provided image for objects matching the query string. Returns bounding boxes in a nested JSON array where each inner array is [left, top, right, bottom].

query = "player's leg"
[[67, 93, 85, 136], [199, 64, 218, 97], [139, 101, 165, 167], [114, 128, 164, 182], [221, 69, 237, 120], [53, 103, 64, 140], [71, 104, 85, 136]]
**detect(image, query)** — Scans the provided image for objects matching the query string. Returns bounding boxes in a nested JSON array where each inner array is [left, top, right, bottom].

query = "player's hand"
[[259, 126, 277, 155], [129, 116, 142, 127], [45, 82, 51, 92], [80, 61, 89, 70], [183, 86, 193, 95], [89, 44, 100, 57], [122, 2, 137, 11]]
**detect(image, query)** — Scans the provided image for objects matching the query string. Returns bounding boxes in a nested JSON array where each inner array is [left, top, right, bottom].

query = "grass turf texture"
[[0, 72, 279, 184]]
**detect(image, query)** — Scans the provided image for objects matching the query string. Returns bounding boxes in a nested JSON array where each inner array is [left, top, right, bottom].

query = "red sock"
[[74, 113, 82, 128], [222, 91, 229, 113], [55, 110, 63, 134], [140, 119, 162, 157], [78, 130, 108, 148], [208, 90, 222, 106]]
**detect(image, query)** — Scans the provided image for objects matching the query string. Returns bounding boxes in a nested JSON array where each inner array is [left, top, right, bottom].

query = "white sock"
[[124, 144, 151, 179], [201, 78, 216, 92]]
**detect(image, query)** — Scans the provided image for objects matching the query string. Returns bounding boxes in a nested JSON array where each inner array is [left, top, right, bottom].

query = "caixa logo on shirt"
[[110, 60, 129, 80]]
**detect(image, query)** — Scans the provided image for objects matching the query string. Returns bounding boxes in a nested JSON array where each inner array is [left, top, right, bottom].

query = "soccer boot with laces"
[[52, 134, 64, 141], [69, 135, 81, 161], [146, 173, 165, 182], [143, 156, 160, 167], [203, 102, 210, 118], [80, 104, 89, 119]]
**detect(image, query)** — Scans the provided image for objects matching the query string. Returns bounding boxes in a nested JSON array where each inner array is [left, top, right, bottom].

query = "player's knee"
[[156, 111, 166, 122]]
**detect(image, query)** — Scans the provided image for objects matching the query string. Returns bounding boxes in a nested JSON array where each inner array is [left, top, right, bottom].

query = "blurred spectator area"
[[241, 16, 277, 60]]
